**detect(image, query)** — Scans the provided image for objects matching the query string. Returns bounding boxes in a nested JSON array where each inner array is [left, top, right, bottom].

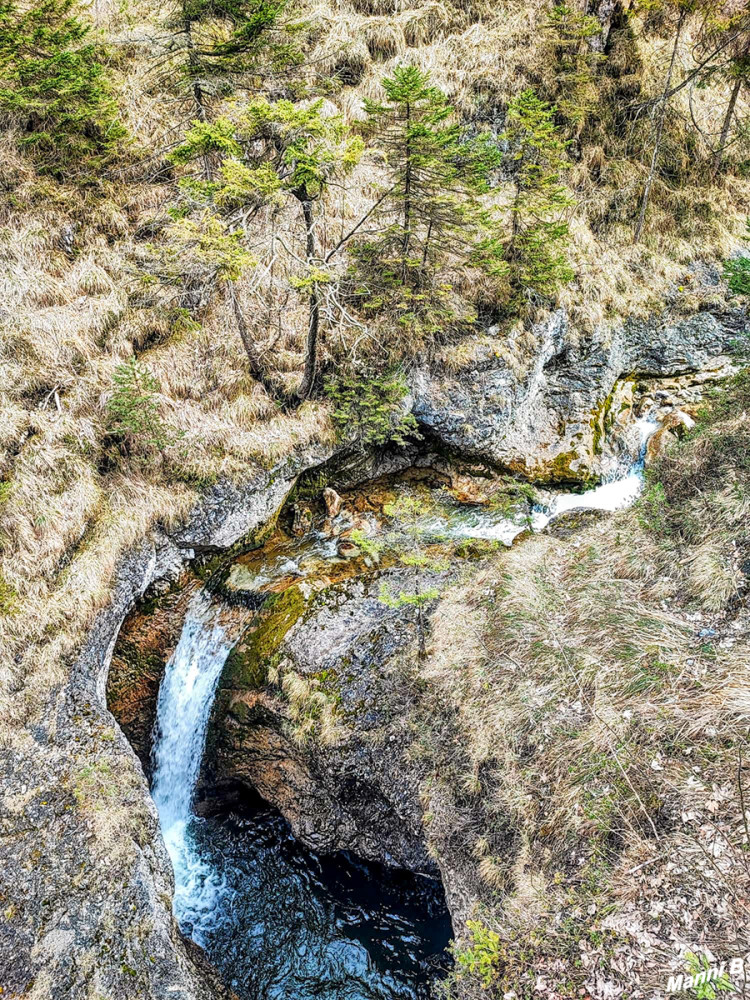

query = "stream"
[[151, 592, 452, 1000], [148, 418, 658, 999]]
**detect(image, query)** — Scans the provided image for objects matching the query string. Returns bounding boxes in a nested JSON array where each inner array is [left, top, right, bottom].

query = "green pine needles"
[[170, 0, 303, 116], [0, 0, 125, 176], [106, 357, 174, 457], [723, 219, 750, 294], [324, 369, 420, 449], [505, 88, 575, 301], [545, 3, 604, 132], [350, 65, 508, 345], [158, 63, 576, 412]]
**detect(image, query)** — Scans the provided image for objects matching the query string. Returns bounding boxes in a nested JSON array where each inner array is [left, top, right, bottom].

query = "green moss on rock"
[[222, 584, 310, 690]]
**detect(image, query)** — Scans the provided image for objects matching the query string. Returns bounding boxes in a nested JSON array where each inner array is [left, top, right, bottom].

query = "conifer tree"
[[351, 66, 506, 343], [544, 3, 604, 134], [159, 0, 301, 133], [169, 100, 364, 398], [504, 88, 574, 300], [0, 0, 125, 176], [106, 356, 173, 457]]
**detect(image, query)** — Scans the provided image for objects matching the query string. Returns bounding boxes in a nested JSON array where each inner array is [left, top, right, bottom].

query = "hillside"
[[1, 0, 749, 997]]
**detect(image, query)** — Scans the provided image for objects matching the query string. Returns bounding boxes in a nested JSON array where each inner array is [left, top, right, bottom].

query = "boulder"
[[322, 486, 343, 518], [646, 426, 679, 465]]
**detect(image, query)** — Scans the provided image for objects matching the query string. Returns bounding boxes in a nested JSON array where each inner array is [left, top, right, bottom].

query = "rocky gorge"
[[3, 291, 747, 1000]]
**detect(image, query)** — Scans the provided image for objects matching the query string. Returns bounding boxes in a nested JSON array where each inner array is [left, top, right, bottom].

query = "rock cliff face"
[[1, 442, 332, 1000], [201, 571, 440, 876], [413, 307, 740, 482]]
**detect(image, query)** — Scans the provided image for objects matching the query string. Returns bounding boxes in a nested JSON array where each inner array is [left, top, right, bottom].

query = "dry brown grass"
[[420, 393, 750, 994]]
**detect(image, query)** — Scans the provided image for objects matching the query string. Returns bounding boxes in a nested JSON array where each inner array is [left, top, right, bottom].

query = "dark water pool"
[[182, 803, 453, 1000]]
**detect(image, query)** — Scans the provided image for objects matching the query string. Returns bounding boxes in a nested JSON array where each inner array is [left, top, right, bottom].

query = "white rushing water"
[[151, 591, 234, 942], [426, 416, 660, 545], [148, 415, 659, 957]]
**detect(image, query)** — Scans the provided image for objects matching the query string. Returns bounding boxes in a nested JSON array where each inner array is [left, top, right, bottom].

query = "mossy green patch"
[[541, 449, 582, 483], [198, 508, 286, 592], [0, 573, 19, 615], [223, 584, 310, 690]]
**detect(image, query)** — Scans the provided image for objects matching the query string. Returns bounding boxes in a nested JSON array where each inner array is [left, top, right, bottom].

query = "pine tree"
[[324, 369, 420, 449], [0, 0, 125, 176], [504, 88, 574, 301], [544, 3, 604, 134], [350, 66, 507, 344], [157, 0, 302, 146], [106, 356, 173, 456]]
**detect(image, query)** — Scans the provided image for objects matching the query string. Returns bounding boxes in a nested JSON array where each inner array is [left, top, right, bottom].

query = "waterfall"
[[532, 414, 660, 526], [151, 591, 234, 942], [422, 415, 660, 544], [141, 416, 661, 996]]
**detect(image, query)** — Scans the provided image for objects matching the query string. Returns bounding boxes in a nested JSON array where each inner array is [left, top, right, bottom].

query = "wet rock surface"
[[1, 442, 332, 1000], [413, 307, 742, 482], [203, 570, 444, 875]]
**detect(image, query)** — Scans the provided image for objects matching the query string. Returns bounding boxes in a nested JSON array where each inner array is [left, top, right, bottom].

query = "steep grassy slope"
[[0, 4, 748, 991], [1, 0, 747, 727], [421, 372, 750, 997]]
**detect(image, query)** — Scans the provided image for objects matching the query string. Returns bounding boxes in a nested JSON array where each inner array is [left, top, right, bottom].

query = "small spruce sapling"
[[106, 356, 174, 456], [379, 492, 447, 659], [324, 368, 420, 449]]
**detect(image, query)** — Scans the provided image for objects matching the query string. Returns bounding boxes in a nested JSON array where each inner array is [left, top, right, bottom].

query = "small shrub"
[[455, 920, 502, 989], [684, 952, 732, 999], [637, 480, 668, 534], [724, 255, 750, 295], [0, 573, 19, 615], [723, 220, 750, 295]]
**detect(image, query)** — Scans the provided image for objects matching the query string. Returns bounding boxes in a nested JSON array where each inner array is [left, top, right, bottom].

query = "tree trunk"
[[713, 75, 742, 178], [402, 100, 413, 282], [633, 10, 685, 244], [297, 197, 320, 401], [229, 283, 263, 373], [182, 8, 212, 179], [414, 562, 426, 659], [228, 283, 283, 400]]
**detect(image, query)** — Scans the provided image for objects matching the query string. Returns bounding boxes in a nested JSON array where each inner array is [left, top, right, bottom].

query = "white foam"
[[151, 592, 234, 940]]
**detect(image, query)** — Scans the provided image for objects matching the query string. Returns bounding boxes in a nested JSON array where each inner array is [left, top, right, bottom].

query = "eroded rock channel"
[[107, 419, 664, 1000]]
